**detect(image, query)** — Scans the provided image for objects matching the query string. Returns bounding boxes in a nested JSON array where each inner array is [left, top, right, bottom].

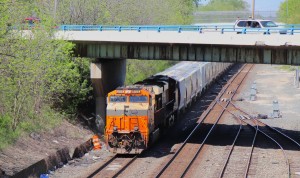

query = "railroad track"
[[231, 103, 300, 177], [156, 64, 254, 178], [217, 111, 257, 178], [217, 99, 300, 178], [87, 154, 137, 178], [217, 102, 260, 178]]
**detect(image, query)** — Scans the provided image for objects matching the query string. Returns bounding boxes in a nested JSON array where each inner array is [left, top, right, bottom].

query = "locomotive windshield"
[[129, 96, 148, 103], [110, 96, 127, 102]]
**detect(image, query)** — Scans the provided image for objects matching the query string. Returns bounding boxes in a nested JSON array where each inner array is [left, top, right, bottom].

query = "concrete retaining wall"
[[10, 140, 92, 178]]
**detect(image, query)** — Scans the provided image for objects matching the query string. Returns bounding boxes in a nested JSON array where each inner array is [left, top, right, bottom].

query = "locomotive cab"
[[105, 87, 153, 154], [105, 75, 177, 154]]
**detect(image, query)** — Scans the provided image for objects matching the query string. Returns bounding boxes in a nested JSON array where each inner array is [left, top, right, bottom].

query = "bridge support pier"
[[90, 59, 126, 133]]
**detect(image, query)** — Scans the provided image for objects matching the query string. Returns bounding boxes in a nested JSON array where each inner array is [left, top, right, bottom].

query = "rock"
[[68, 160, 75, 165], [257, 114, 268, 119], [236, 98, 244, 101], [57, 162, 64, 168], [92, 156, 101, 161], [30, 132, 41, 140], [0, 169, 5, 176]]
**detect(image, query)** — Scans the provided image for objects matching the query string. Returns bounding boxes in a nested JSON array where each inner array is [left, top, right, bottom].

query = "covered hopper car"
[[105, 62, 231, 154]]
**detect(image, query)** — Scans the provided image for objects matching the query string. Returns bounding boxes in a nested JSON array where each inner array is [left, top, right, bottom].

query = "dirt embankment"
[[0, 120, 94, 176]]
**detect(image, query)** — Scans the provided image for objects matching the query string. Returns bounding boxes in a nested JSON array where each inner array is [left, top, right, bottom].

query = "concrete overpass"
[[56, 25, 300, 65], [54, 25, 300, 131]]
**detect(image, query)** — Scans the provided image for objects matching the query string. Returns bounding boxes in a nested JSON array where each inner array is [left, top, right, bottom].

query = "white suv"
[[234, 19, 286, 34]]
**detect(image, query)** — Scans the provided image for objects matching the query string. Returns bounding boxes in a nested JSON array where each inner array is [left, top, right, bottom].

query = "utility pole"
[[54, 0, 57, 20], [252, 0, 255, 19], [286, 0, 289, 23]]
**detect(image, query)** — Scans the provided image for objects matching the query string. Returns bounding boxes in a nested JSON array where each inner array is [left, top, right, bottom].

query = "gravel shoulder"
[[235, 64, 300, 178], [236, 64, 300, 133]]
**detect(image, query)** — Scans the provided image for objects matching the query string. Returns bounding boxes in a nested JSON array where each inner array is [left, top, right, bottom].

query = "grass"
[[276, 65, 297, 72], [0, 107, 63, 150]]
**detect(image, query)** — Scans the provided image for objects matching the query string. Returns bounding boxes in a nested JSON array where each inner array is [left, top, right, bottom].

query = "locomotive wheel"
[[168, 114, 175, 127], [108, 136, 118, 147]]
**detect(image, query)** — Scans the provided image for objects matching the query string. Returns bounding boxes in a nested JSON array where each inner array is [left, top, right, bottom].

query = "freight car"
[[105, 62, 231, 154]]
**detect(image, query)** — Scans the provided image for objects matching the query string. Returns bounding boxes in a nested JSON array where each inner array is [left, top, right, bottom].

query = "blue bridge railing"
[[59, 25, 300, 35]]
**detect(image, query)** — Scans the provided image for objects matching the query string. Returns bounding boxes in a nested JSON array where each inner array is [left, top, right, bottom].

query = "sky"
[[244, 0, 285, 11]]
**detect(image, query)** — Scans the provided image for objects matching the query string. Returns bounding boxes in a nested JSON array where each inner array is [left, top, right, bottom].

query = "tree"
[[197, 0, 248, 11], [35, 0, 194, 25], [278, 0, 300, 24], [0, 0, 92, 148], [0, 0, 195, 148]]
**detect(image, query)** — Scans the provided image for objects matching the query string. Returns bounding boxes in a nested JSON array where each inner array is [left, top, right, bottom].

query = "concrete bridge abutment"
[[90, 58, 126, 133]]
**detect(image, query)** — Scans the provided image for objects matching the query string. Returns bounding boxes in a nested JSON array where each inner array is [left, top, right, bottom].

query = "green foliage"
[[196, 0, 248, 11], [278, 0, 300, 24], [0, 114, 20, 149], [0, 1, 92, 149], [0, 0, 193, 148], [125, 60, 177, 85], [277, 65, 297, 72], [35, 0, 194, 25]]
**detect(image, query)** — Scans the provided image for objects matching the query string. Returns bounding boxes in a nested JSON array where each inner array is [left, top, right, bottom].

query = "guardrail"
[[59, 25, 300, 35]]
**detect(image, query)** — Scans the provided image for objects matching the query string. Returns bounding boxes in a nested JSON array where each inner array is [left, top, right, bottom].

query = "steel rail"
[[181, 65, 254, 178], [198, 64, 255, 178], [244, 118, 290, 178], [231, 102, 300, 178], [180, 99, 230, 178], [216, 102, 258, 178], [200, 63, 255, 178], [243, 118, 258, 178], [217, 108, 243, 178], [230, 102, 300, 148], [224, 103, 291, 178], [218, 124, 243, 178], [218, 123, 243, 178], [155, 64, 247, 178], [112, 155, 138, 178], [87, 155, 138, 178], [87, 155, 118, 178]]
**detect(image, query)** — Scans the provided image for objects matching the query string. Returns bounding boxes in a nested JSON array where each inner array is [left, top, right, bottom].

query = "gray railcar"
[[157, 62, 231, 113]]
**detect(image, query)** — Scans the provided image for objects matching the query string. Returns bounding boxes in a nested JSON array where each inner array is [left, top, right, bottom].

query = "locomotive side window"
[[110, 96, 127, 102], [129, 96, 148, 103]]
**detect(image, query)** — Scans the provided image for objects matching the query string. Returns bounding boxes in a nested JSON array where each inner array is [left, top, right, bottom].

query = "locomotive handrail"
[[58, 24, 300, 35]]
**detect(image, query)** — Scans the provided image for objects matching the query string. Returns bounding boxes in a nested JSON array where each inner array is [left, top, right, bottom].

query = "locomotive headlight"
[[113, 126, 118, 132]]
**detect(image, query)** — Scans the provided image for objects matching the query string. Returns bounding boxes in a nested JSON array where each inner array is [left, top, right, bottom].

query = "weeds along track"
[[155, 64, 254, 178], [87, 154, 137, 178]]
